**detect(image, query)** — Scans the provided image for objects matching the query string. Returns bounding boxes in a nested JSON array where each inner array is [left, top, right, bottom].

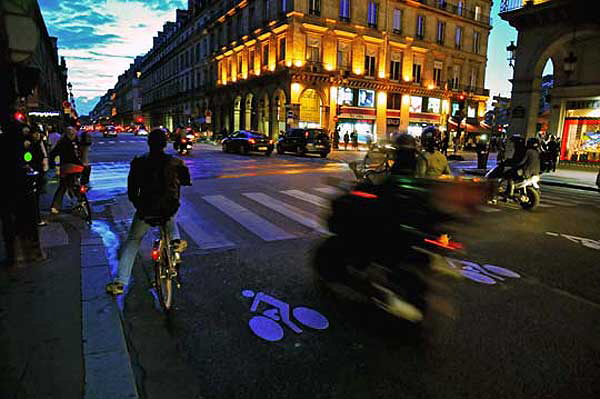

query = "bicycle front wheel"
[[154, 244, 173, 311]]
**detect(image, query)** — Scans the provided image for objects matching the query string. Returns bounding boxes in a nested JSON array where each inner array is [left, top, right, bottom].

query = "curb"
[[80, 227, 139, 399], [461, 168, 599, 192]]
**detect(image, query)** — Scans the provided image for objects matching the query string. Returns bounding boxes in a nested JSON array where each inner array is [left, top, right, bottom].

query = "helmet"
[[148, 129, 167, 149], [421, 126, 442, 152], [395, 133, 417, 149], [526, 137, 540, 149]]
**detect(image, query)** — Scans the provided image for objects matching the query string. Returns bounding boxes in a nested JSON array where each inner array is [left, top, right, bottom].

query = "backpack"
[[133, 154, 181, 218]]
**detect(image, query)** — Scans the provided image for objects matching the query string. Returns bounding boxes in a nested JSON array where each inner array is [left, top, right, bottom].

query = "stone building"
[[501, 0, 600, 163], [113, 57, 143, 127]]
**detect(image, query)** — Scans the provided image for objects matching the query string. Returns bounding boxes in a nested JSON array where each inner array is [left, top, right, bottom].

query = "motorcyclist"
[[518, 138, 541, 179], [172, 126, 184, 151], [390, 134, 418, 176], [416, 127, 451, 177], [106, 129, 191, 295]]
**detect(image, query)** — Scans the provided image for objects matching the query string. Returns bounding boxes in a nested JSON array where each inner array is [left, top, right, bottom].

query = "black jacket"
[[49, 137, 82, 166], [128, 152, 191, 218], [518, 149, 540, 178]]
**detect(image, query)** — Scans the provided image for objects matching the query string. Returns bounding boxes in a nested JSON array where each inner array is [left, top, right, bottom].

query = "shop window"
[[387, 93, 402, 110], [467, 105, 477, 119], [426, 98, 441, 113], [358, 89, 375, 107], [365, 54, 377, 78], [340, 0, 351, 22], [338, 87, 354, 106], [309, 0, 321, 16], [410, 96, 423, 113]]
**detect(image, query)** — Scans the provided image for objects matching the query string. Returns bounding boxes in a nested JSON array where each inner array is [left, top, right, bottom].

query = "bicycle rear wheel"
[[154, 241, 174, 311], [81, 194, 92, 224]]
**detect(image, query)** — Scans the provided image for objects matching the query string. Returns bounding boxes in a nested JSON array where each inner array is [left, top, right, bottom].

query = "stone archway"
[[272, 88, 287, 139], [298, 88, 323, 128], [244, 93, 254, 130], [257, 93, 270, 137]]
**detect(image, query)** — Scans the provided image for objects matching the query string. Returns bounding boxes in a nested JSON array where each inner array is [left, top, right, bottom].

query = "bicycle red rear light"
[[79, 185, 87, 194], [424, 238, 464, 251], [350, 190, 378, 199], [151, 249, 160, 261]]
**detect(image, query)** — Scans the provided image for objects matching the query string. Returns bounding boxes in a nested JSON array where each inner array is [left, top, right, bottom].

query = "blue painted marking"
[[242, 290, 329, 342], [446, 258, 520, 285]]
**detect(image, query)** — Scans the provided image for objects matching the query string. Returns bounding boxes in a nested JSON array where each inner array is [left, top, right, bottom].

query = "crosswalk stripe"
[[478, 206, 501, 213], [315, 187, 341, 196], [541, 198, 575, 206], [281, 189, 328, 208], [538, 203, 554, 208], [243, 192, 328, 234], [177, 198, 235, 250], [203, 195, 296, 242]]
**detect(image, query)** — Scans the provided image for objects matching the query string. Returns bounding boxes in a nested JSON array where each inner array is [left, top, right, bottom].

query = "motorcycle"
[[177, 134, 194, 156], [313, 161, 490, 324], [485, 164, 541, 210]]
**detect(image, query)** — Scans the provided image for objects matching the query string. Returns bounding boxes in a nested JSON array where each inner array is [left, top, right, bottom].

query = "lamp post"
[[563, 51, 578, 76], [506, 41, 517, 68]]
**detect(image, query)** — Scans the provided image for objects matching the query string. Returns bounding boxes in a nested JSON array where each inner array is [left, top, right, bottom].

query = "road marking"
[[545, 232, 559, 236], [537, 203, 555, 208], [98, 141, 105, 144], [477, 205, 502, 213], [177, 198, 235, 250], [314, 187, 341, 196], [541, 198, 575, 206], [243, 192, 328, 234], [281, 190, 328, 208], [203, 195, 296, 242]]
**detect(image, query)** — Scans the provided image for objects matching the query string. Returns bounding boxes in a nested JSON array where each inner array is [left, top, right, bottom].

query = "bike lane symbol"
[[241, 290, 329, 342], [445, 258, 521, 285]]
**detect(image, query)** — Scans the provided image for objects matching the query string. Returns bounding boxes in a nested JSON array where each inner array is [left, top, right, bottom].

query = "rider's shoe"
[[50, 207, 59, 215], [105, 281, 125, 295], [172, 239, 188, 253]]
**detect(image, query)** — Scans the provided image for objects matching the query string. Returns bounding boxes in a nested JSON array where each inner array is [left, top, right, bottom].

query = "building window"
[[470, 67, 478, 88], [309, 0, 321, 16], [392, 9, 402, 34], [449, 65, 460, 89], [307, 37, 321, 62], [437, 21, 445, 45], [249, 49, 255, 73], [263, 0, 271, 22], [278, 37, 286, 62], [457, 1, 464, 16], [340, 0, 350, 22], [437, 0, 447, 9], [337, 41, 351, 69], [416, 15, 425, 40], [364, 53, 376, 78], [455, 26, 463, 49], [473, 31, 481, 54], [390, 59, 401, 81], [387, 93, 402, 110], [249, 6, 255, 30], [238, 54, 243, 75], [367, 2, 377, 29], [412, 59, 422, 84], [433, 61, 443, 87], [474, 5, 482, 21], [262, 44, 269, 68], [196, 43, 201, 62], [281, 0, 289, 13]]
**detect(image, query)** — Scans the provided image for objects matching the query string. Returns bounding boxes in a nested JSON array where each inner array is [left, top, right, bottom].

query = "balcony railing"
[[412, 0, 491, 24], [447, 82, 489, 96], [500, 0, 552, 13]]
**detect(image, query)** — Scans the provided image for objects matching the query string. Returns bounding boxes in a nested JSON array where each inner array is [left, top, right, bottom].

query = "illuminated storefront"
[[336, 87, 377, 142], [407, 96, 442, 137], [560, 100, 600, 162]]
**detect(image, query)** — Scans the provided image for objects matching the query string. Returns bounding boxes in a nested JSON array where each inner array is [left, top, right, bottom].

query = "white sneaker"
[[50, 208, 59, 215], [371, 283, 424, 323]]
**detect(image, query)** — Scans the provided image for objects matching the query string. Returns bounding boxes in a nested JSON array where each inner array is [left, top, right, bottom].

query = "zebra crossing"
[[104, 185, 599, 254]]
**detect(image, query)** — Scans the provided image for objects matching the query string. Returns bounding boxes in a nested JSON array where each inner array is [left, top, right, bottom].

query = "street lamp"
[[506, 41, 517, 68], [563, 51, 578, 75]]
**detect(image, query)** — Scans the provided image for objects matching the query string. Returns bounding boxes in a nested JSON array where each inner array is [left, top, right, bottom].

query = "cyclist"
[[416, 126, 451, 178], [106, 129, 191, 295], [49, 126, 84, 214]]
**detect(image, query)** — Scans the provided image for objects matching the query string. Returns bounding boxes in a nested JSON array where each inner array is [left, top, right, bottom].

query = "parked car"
[[221, 130, 274, 156], [103, 125, 117, 137], [277, 128, 331, 158]]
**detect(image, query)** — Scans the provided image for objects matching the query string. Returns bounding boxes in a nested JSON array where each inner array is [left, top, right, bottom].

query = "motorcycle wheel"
[[520, 187, 540, 210]]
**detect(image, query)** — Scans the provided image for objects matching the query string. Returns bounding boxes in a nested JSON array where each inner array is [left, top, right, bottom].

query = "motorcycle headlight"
[[186, 134, 194, 139]]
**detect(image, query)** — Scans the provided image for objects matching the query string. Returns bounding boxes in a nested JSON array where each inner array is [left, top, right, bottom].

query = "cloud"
[[39, 0, 187, 115]]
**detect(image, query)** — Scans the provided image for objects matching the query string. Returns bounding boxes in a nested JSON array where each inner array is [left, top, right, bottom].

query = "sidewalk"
[[0, 179, 138, 398]]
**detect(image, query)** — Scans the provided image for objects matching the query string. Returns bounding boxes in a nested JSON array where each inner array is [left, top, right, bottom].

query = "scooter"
[[177, 134, 194, 156], [486, 165, 541, 210]]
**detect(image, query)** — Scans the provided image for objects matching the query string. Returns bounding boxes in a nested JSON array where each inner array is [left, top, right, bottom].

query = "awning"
[[448, 119, 483, 133]]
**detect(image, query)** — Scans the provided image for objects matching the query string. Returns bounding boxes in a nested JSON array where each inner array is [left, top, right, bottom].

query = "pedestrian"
[[475, 135, 490, 170], [48, 126, 61, 177], [343, 132, 350, 150], [49, 127, 84, 214], [25, 126, 49, 226], [547, 135, 560, 172], [333, 129, 340, 150], [79, 128, 93, 185], [351, 130, 359, 150], [442, 133, 450, 156], [365, 133, 372, 150]]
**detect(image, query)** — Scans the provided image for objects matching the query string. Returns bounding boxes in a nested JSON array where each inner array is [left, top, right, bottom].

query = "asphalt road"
[[88, 132, 600, 399]]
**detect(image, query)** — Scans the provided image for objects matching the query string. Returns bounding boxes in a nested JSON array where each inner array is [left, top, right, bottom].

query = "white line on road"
[[203, 195, 296, 242], [314, 187, 341, 196], [243, 192, 328, 234], [477, 206, 502, 213], [541, 198, 575, 206], [178, 198, 235, 250], [281, 189, 329, 208]]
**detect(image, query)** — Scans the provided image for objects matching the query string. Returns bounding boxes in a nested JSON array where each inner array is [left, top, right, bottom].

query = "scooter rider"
[[416, 126, 451, 178], [506, 137, 540, 197]]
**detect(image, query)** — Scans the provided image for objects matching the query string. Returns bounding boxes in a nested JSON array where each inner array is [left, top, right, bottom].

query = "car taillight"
[[350, 190, 378, 199], [248, 138, 256, 144], [181, 139, 186, 143], [269, 139, 273, 144], [151, 249, 160, 261], [424, 235, 463, 251]]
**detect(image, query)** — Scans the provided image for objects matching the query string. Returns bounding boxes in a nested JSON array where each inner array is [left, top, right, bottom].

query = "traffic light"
[[14, 111, 26, 122]]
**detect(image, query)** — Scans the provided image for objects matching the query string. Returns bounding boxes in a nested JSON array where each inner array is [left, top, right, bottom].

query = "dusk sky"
[[39, 0, 520, 116]]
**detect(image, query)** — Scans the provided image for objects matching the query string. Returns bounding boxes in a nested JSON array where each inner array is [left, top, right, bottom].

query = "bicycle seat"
[[143, 216, 170, 227]]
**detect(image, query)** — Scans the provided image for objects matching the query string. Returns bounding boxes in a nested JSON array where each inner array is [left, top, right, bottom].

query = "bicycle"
[[66, 172, 92, 225], [146, 217, 181, 311]]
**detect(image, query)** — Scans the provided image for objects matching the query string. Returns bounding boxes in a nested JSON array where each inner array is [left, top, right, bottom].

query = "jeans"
[[116, 212, 181, 285], [51, 173, 77, 210]]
